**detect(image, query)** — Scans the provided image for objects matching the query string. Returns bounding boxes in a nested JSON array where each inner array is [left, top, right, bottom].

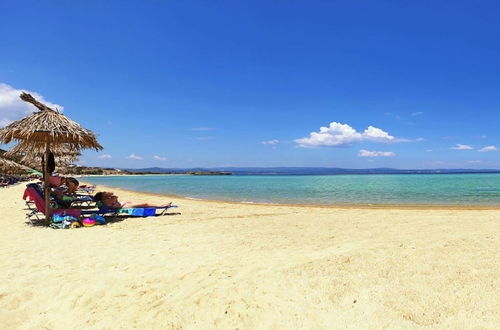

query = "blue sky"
[[1, 0, 499, 169]]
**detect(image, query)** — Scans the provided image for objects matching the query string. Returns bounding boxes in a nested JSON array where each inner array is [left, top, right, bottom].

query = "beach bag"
[[52, 213, 78, 223], [51, 211, 79, 229], [89, 214, 107, 225], [52, 209, 81, 219]]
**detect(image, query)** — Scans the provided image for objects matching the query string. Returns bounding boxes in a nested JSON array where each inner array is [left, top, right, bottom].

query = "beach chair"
[[27, 182, 94, 209], [54, 192, 95, 209], [74, 187, 97, 207], [23, 184, 179, 225], [95, 202, 179, 217], [23, 184, 83, 224], [78, 185, 96, 194], [23, 183, 55, 216], [0, 177, 9, 188]]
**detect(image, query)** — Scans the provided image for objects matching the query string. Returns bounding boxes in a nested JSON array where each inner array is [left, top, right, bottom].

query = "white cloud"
[[363, 126, 396, 141], [478, 145, 498, 152], [415, 137, 425, 142], [262, 139, 279, 145], [450, 144, 473, 150], [127, 154, 143, 160], [295, 122, 396, 148], [468, 160, 482, 164], [0, 82, 64, 127], [358, 149, 396, 157], [153, 155, 167, 161], [411, 111, 424, 116], [98, 154, 112, 159]]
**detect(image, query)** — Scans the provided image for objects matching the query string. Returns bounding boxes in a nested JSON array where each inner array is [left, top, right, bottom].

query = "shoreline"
[[81, 180, 500, 211]]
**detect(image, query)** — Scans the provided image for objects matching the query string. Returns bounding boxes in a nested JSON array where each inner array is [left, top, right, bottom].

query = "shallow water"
[[83, 174, 500, 206]]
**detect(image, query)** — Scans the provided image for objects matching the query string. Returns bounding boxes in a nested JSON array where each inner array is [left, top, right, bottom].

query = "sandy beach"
[[0, 182, 499, 329]]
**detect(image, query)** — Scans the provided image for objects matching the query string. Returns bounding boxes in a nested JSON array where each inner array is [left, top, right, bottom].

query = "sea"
[[83, 173, 500, 207]]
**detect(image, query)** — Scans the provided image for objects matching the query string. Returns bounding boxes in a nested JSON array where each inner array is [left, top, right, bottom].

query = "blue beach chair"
[[95, 202, 179, 217]]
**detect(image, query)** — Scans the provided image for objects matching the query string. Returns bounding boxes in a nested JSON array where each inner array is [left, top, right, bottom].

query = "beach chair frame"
[[23, 184, 82, 225]]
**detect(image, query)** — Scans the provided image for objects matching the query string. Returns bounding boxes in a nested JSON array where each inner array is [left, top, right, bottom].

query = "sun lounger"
[[23, 184, 179, 225], [96, 203, 178, 217], [23, 184, 83, 224]]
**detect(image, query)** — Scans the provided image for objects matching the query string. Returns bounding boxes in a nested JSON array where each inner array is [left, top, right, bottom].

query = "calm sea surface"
[[83, 174, 500, 206]]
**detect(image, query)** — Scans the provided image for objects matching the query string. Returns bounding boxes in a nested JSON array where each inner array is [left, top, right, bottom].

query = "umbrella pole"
[[44, 141, 51, 225], [41, 156, 45, 176]]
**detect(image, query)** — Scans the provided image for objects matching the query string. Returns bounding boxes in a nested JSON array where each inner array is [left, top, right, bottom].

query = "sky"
[[1, 0, 499, 169]]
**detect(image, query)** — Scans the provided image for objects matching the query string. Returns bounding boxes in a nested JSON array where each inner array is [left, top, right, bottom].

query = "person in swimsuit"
[[93, 191, 172, 209]]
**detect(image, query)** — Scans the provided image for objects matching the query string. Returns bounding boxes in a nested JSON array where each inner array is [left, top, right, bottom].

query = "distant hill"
[[124, 167, 500, 175], [122, 167, 231, 175]]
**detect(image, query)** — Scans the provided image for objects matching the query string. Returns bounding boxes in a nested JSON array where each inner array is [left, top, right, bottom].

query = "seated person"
[[54, 176, 95, 193], [93, 191, 172, 210], [64, 177, 80, 195], [51, 177, 83, 208], [49, 175, 66, 188]]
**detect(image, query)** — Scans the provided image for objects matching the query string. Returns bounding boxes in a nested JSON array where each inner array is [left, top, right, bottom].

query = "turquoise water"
[[83, 174, 500, 206]]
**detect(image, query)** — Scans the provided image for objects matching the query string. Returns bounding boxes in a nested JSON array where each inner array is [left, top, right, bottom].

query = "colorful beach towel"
[[116, 208, 156, 216]]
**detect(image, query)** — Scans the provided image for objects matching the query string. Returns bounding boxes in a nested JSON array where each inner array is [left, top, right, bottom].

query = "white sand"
[[0, 182, 499, 329]]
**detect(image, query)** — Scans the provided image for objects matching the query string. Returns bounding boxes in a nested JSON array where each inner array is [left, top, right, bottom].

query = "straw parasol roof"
[[17, 153, 79, 170], [5, 141, 81, 159], [4, 127, 83, 171], [0, 93, 103, 150], [0, 156, 32, 174]]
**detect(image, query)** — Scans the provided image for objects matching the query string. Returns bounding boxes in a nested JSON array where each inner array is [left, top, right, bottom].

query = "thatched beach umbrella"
[[0, 93, 101, 149], [0, 92, 103, 223], [6, 140, 82, 157], [6, 142, 81, 170], [0, 156, 32, 175], [19, 153, 79, 171]]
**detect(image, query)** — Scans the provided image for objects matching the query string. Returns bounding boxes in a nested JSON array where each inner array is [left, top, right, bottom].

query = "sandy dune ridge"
[[0, 182, 499, 329]]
